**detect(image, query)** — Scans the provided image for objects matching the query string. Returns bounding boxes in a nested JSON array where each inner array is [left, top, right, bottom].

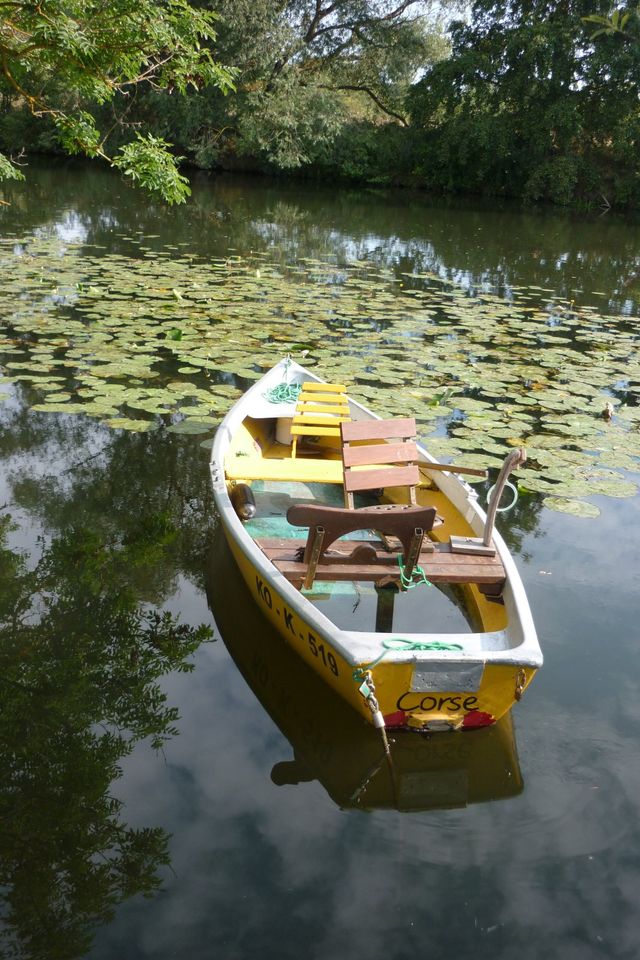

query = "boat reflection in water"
[[207, 533, 523, 812]]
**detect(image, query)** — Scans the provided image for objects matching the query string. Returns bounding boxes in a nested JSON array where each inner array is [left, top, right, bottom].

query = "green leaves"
[[0, 0, 235, 200], [54, 111, 101, 156], [212, 0, 446, 169], [583, 6, 637, 39], [113, 135, 192, 205], [0, 153, 25, 183], [409, 0, 640, 207]]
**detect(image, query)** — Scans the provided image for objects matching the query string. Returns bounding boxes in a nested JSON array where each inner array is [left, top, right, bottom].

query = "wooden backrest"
[[290, 381, 350, 458], [341, 417, 419, 507], [287, 503, 436, 563]]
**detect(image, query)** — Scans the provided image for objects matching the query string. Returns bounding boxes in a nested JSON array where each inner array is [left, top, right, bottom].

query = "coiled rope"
[[397, 555, 431, 590], [262, 355, 302, 404], [262, 381, 302, 404]]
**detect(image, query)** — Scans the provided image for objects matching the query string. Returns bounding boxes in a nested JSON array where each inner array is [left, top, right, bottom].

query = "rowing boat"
[[210, 358, 542, 733]]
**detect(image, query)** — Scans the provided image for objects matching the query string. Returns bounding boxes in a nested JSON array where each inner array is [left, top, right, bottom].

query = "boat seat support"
[[287, 503, 437, 589]]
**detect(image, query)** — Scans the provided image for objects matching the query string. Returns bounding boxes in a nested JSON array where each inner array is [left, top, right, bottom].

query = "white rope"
[[486, 479, 519, 513]]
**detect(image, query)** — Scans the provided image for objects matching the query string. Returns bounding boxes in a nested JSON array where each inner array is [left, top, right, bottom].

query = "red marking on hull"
[[383, 710, 406, 728], [462, 710, 495, 729]]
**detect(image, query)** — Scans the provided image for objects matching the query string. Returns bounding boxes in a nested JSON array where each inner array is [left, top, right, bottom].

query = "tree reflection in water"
[[0, 509, 212, 960]]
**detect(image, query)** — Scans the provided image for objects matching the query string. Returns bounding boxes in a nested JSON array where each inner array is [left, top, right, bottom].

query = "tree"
[[135, 0, 448, 171], [233, 0, 447, 166], [408, 0, 640, 206], [0, 0, 235, 201]]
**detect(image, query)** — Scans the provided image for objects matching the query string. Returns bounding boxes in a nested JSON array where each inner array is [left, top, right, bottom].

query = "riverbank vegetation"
[[1, 1, 640, 207]]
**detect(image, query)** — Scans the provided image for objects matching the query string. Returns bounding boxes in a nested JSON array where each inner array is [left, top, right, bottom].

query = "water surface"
[[1, 163, 640, 960]]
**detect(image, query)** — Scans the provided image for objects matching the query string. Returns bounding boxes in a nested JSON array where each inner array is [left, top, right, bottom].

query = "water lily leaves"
[[542, 497, 601, 519], [166, 420, 214, 435], [1, 234, 639, 498], [596, 450, 640, 472], [40, 392, 72, 403], [578, 472, 637, 498], [102, 417, 159, 432], [80, 402, 121, 417], [126, 400, 172, 415]]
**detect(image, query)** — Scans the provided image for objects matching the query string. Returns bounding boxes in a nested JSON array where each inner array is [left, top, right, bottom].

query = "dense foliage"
[[0, 0, 234, 200], [122, 0, 447, 172], [408, 0, 640, 206], [1, 0, 640, 206]]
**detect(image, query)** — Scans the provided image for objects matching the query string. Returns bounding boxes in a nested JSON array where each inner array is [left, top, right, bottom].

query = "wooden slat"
[[341, 418, 416, 442], [266, 540, 505, 585], [295, 401, 351, 415], [292, 413, 349, 426], [343, 441, 416, 468], [301, 381, 347, 393], [289, 424, 344, 438], [344, 464, 419, 492], [298, 390, 350, 404]]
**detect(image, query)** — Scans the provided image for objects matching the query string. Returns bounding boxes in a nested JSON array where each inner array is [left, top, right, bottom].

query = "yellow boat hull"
[[224, 528, 536, 731], [208, 531, 524, 810]]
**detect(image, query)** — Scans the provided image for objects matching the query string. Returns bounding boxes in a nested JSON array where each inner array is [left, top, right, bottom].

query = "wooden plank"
[[225, 455, 344, 484], [422, 462, 488, 479], [292, 413, 349, 426], [341, 418, 416, 442], [273, 558, 504, 585], [295, 401, 351, 415], [301, 381, 347, 393], [290, 424, 344, 438], [343, 441, 417, 468], [344, 464, 419, 491], [261, 539, 506, 585]]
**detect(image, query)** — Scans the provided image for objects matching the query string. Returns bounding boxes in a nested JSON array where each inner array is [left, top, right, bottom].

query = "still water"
[[1, 162, 640, 960]]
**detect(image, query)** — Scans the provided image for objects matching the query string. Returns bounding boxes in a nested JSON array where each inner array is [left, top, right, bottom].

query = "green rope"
[[397, 554, 431, 590], [262, 381, 302, 404], [383, 638, 464, 653], [262, 356, 301, 403], [353, 637, 464, 681]]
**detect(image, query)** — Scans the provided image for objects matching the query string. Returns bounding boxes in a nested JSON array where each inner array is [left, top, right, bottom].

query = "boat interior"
[[223, 381, 518, 635]]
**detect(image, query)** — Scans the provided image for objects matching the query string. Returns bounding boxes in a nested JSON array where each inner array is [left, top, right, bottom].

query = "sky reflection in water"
[[0, 164, 639, 960]]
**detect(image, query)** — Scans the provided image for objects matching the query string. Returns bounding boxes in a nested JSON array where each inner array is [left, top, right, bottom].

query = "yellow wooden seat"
[[225, 453, 344, 484], [291, 382, 350, 458]]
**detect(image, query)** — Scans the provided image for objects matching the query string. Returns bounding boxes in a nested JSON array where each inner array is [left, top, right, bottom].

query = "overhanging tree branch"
[[320, 81, 409, 124]]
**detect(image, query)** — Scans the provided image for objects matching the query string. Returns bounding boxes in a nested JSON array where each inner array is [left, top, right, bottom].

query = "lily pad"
[[166, 420, 214, 435], [542, 497, 601, 519], [102, 417, 159, 432]]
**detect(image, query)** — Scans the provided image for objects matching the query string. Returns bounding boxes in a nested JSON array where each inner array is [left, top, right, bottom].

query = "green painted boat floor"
[[245, 480, 377, 599], [245, 480, 475, 632], [245, 480, 381, 542]]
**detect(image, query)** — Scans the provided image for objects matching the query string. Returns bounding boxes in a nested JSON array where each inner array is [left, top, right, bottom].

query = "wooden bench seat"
[[225, 455, 344, 484], [258, 537, 506, 588]]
